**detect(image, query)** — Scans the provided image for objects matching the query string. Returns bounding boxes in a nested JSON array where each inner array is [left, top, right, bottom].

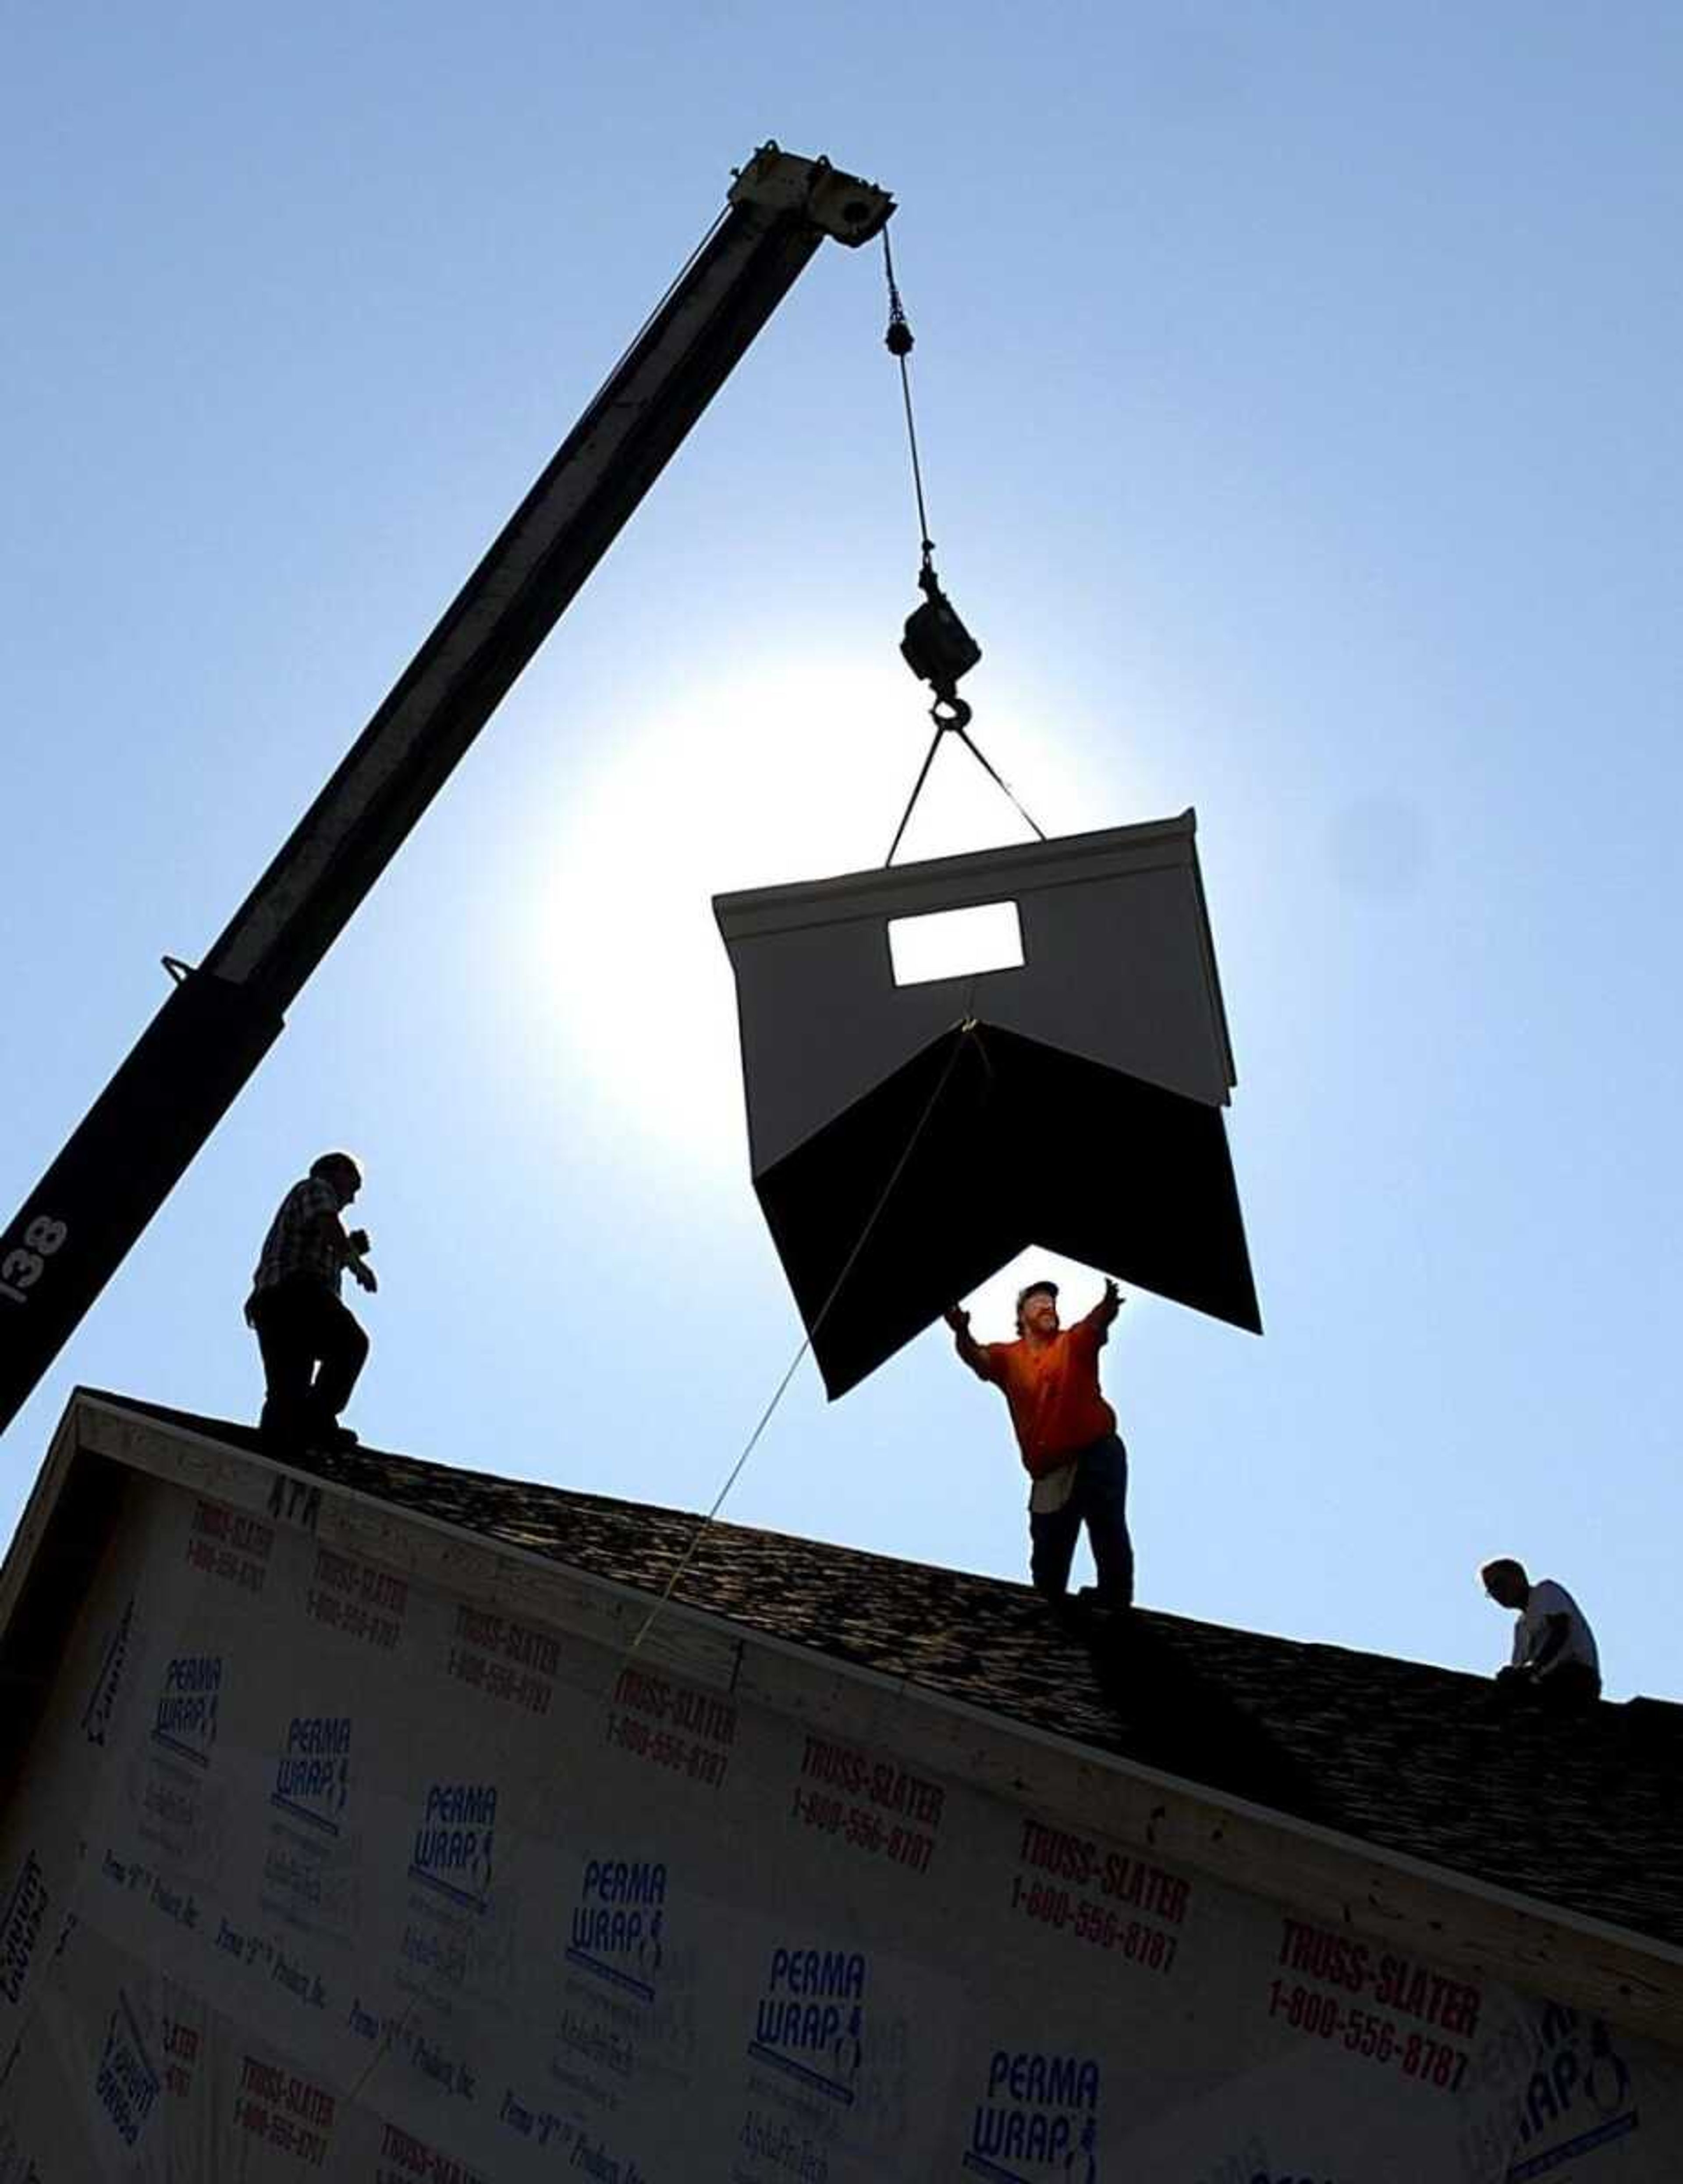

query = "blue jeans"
[[1029, 1434, 1133, 1606]]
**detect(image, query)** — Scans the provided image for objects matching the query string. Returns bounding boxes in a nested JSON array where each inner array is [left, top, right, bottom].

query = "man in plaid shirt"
[[245, 1152, 377, 1451]]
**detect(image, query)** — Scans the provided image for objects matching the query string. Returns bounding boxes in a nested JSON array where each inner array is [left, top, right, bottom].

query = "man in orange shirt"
[[944, 1278, 1131, 1611]]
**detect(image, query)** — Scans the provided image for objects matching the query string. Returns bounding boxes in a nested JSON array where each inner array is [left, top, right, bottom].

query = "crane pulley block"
[[713, 814, 1261, 1398], [901, 568, 981, 713]]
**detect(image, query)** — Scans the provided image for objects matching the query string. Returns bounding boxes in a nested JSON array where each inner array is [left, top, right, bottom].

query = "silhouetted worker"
[[1481, 1558, 1601, 1704], [245, 1152, 376, 1453], [945, 1277, 1131, 1612]]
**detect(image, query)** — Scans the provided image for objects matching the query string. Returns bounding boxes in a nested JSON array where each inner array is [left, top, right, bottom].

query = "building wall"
[[0, 1456, 1675, 2183]]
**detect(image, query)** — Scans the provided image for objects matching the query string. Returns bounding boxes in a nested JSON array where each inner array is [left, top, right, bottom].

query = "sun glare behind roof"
[[887, 900, 1025, 988]]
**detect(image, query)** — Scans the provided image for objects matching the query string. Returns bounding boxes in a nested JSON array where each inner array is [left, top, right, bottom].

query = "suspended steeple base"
[[714, 813, 1263, 1398]]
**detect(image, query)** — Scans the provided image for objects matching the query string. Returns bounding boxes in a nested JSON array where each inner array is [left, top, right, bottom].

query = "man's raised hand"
[[943, 1304, 970, 1333]]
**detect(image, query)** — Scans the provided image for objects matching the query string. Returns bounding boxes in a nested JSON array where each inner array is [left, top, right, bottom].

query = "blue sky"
[[3, 5, 1679, 1697]]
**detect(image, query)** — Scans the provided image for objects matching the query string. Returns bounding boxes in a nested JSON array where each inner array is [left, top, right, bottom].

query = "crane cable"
[[884, 716, 1048, 869], [880, 231, 1046, 864], [621, 1007, 984, 1657], [883, 228, 935, 571]]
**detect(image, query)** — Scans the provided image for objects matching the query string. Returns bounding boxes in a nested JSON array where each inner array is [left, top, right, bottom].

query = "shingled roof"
[[84, 1392, 1683, 1956]]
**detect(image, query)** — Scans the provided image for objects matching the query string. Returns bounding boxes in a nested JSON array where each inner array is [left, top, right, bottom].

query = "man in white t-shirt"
[[1480, 1558, 1601, 1704]]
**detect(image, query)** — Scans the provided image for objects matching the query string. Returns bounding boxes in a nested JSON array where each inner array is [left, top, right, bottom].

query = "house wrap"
[[0, 1390, 1678, 2180]]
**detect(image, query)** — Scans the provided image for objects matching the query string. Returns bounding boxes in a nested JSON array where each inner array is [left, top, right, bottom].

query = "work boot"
[[1076, 1585, 1133, 1623], [299, 1389, 359, 1453]]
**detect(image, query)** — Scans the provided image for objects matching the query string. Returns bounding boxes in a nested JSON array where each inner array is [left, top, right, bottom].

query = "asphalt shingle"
[[88, 1393, 1683, 1952]]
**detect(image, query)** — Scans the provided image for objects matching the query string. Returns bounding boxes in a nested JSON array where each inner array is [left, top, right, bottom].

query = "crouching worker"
[[245, 1152, 377, 1454], [1481, 1558, 1601, 1705], [945, 1277, 1132, 1613]]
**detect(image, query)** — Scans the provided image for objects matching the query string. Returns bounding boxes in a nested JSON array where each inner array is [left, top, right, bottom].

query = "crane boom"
[[0, 145, 892, 1439]]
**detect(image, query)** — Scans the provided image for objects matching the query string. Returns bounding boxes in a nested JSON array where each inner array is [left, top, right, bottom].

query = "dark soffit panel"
[[754, 1023, 1260, 1396]]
